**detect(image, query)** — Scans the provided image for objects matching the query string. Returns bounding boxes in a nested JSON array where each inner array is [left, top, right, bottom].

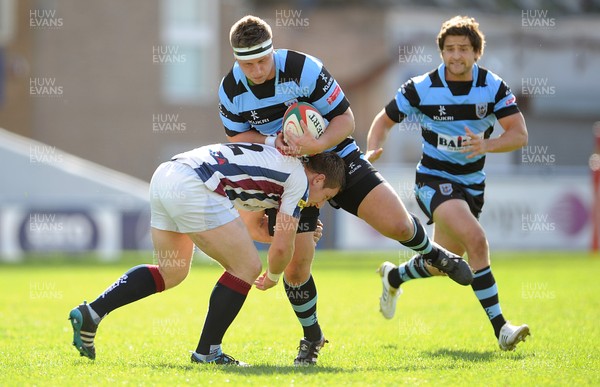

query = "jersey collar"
[[437, 63, 479, 87]]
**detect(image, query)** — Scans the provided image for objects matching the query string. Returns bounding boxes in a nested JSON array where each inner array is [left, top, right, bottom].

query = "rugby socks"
[[284, 275, 322, 342], [387, 255, 433, 288], [195, 272, 251, 356], [399, 214, 440, 263], [89, 264, 165, 321], [471, 266, 506, 338]]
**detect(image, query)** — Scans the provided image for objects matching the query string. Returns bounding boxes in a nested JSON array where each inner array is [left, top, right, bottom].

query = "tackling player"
[[367, 15, 530, 351], [220, 15, 473, 365], [68, 143, 345, 365]]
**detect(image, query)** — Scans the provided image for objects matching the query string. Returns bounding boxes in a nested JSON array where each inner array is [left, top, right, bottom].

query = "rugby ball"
[[282, 102, 326, 143]]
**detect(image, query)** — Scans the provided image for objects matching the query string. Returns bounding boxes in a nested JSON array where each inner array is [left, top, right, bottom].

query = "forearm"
[[485, 133, 527, 153], [267, 245, 293, 276], [317, 108, 355, 152], [367, 121, 390, 152], [266, 214, 297, 275], [282, 107, 355, 156], [365, 109, 396, 162], [487, 113, 528, 153]]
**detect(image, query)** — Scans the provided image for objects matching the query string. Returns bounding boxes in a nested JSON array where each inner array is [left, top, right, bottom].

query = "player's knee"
[[284, 264, 310, 284], [249, 258, 263, 279], [234, 255, 262, 281], [466, 231, 489, 258], [391, 217, 415, 241], [473, 231, 488, 250], [159, 264, 191, 289], [225, 257, 261, 285]]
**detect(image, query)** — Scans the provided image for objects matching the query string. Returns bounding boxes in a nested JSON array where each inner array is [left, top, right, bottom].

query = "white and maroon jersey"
[[172, 143, 308, 217]]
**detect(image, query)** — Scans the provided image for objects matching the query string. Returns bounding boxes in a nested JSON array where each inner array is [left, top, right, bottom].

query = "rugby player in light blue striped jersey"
[[368, 15, 530, 351], [220, 15, 473, 365]]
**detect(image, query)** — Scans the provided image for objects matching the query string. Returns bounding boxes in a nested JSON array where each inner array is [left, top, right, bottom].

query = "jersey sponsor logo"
[[218, 103, 229, 118], [284, 98, 299, 107], [297, 198, 307, 210], [439, 183, 453, 196], [437, 133, 482, 152], [320, 71, 334, 93], [248, 110, 271, 125], [209, 150, 228, 165], [348, 161, 362, 175], [326, 84, 341, 105], [475, 103, 488, 119], [505, 96, 516, 105], [433, 105, 454, 121]]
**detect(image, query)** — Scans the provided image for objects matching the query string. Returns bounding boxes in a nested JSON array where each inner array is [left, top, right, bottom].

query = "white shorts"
[[149, 161, 239, 233]]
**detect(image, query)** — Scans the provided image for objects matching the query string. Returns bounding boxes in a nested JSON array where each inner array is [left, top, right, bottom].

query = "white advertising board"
[[335, 167, 593, 251]]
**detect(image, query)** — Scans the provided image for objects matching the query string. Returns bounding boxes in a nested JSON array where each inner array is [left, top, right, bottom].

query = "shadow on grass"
[[135, 352, 533, 375], [148, 362, 348, 375], [425, 348, 528, 362]]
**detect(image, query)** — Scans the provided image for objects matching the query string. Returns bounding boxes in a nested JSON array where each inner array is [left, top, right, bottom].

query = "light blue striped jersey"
[[218, 49, 358, 157], [386, 63, 520, 194]]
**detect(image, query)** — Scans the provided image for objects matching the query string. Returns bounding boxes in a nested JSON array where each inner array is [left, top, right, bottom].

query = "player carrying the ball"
[[219, 15, 473, 365], [367, 15, 530, 351]]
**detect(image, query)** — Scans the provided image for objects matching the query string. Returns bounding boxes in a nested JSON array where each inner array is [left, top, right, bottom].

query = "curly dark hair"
[[437, 16, 486, 59]]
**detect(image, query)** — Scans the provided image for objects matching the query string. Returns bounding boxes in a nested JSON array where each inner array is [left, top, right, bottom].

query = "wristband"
[[265, 136, 277, 148], [266, 269, 282, 283]]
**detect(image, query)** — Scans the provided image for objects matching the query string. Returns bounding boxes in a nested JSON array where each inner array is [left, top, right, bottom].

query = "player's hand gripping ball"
[[282, 102, 326, 144]]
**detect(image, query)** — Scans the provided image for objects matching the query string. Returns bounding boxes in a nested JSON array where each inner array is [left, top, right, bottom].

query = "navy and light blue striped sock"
[[471, 266, 506, 338], [284, 275, 322, 342], [398, 214, 439, 263], [388, 255, 433, 288]]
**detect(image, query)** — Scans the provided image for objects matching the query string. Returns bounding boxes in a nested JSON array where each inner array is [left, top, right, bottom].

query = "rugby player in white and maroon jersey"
[[68, 143, 345, 366]]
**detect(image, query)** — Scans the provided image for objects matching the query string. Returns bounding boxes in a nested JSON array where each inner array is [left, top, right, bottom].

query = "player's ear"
[[312, 173, 326, 187]]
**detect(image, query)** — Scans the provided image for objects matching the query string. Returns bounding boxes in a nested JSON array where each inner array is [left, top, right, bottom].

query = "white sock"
[[193, 345, 222, 362]]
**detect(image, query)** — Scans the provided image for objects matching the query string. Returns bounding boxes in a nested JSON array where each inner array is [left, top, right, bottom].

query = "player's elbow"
[[514, 115, 528, 148], [520, 131, 529, 147], [341, 108, 356, 136], [516, 129, 528, 149]]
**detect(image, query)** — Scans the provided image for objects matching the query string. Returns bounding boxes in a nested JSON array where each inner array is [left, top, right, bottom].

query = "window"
[[159, 0, 219, 104]]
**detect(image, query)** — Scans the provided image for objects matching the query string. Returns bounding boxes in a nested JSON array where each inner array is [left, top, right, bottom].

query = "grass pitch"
[[1, 251, 599, 386]]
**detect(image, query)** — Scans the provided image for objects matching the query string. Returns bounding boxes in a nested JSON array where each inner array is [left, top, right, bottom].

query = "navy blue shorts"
[[267, 150, 385, 235], [329, 150, 385, 216], [414, 173, 485, 224], [266, 206, 319, 235]]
